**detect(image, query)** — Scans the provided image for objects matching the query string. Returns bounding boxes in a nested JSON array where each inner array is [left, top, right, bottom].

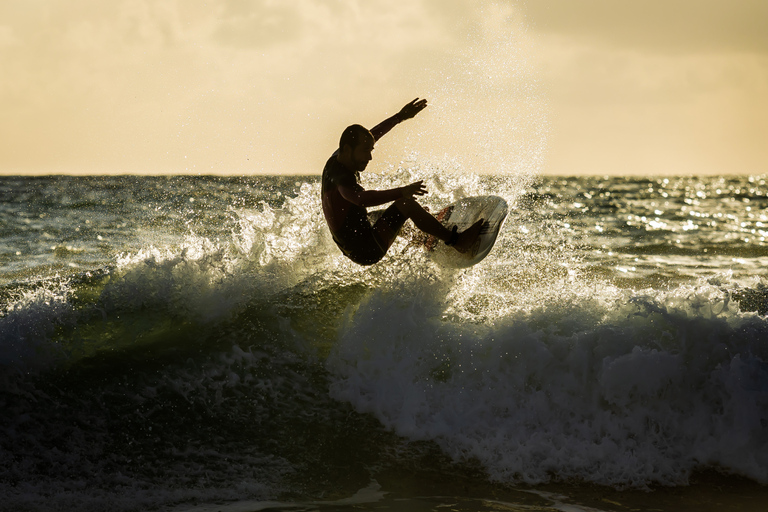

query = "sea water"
[[1, 171, 768, 511]]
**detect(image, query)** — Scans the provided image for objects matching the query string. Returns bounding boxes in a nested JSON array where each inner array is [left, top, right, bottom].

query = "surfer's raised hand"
[[397, 98, 428, 121], [401, 180, 428, 198]]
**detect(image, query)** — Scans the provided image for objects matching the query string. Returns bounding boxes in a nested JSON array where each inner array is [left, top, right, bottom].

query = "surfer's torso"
[[320, 115, 404, 264], [321, 155, 373, 252]]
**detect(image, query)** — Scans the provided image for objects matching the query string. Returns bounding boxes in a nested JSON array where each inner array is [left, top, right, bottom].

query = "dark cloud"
[[520, 0, 768, 54]]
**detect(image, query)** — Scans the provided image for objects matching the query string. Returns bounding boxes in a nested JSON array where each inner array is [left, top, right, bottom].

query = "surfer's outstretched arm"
[[370, 98, 428, 141]]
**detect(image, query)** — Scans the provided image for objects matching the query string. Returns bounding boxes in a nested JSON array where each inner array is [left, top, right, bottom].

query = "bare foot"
[[453, 219, 485, 253]]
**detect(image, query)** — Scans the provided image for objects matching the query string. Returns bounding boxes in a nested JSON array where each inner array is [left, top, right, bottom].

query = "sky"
[[1, 0, 766, 176]]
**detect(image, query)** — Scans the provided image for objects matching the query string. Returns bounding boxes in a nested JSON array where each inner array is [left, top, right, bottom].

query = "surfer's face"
[[350, 139, 374, 172]]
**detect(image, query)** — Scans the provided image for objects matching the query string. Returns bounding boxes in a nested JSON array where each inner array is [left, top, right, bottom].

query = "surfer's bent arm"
[[337, 181, 426, 208], [337, 185, 403, 208]]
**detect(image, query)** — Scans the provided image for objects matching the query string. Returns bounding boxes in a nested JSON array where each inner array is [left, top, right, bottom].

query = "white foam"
[[326, 276, 768, 487], [0, 280, 73, 369]]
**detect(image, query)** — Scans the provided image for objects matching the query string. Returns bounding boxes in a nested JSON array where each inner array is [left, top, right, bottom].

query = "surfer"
[[321, 98, 484, 265]]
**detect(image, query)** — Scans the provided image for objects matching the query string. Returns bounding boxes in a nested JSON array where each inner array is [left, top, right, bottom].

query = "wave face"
[[1, 174, 768, 510]]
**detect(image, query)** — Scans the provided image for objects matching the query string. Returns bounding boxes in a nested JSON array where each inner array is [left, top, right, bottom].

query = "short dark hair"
[[339, 124, 373, 151]]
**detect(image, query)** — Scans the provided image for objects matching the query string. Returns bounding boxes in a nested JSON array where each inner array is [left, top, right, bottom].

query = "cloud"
[[0, 25, 21, 47], [213, 0, 303, 48], [515, 0, 768, 175], [0, 0, 547, 175], [535, 38, 768, 175], [539, 41, 768, 105], [521, 0, 768, 55]]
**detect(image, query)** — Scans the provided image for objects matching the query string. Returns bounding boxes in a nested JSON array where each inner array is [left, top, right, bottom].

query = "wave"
[[328, 277, 768, 487], [2, 173, 768, 510]]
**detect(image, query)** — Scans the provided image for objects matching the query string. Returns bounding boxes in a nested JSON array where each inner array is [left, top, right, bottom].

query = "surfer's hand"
[[401, 180, 427, 198], [397, 98, 428, 121]]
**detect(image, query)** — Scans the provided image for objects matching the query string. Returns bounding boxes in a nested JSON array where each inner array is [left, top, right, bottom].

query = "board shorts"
[[332, 203, 407, 265]]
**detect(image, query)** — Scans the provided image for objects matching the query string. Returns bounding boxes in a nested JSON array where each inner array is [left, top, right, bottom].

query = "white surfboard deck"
[[421, 195, 508, 268]]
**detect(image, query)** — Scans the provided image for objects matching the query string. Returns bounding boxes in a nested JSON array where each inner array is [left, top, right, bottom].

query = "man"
[[321, 98, 483, 265]]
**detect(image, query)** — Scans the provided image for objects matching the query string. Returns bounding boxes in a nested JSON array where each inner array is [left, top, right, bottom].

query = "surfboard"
[[421, 195, 508, 268]]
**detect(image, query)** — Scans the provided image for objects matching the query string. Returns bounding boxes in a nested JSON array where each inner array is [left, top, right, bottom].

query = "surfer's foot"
[[452, 219, 484, 253]]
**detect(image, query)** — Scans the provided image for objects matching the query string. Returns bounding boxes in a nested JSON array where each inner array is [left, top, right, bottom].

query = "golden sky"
[[1, 0, 766, 176]]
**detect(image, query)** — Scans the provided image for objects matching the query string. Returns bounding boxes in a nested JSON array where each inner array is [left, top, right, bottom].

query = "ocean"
[[2, 171, 768, 511]]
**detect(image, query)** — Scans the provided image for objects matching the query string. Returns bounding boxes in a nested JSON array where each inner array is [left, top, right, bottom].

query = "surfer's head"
[[339, 124, 375, 172]]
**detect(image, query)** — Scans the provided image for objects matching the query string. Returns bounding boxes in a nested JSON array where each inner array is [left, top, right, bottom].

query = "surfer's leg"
[[393, 197, 483, 253], [372, 203, 409, 252], [392, 197, 451, 240], [453, 219, 485, 253]]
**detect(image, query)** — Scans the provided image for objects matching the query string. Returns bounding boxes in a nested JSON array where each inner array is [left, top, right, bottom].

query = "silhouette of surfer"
[[321, 98, 483, 265]]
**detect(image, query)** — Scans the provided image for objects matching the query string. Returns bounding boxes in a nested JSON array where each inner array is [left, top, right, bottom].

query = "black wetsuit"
[[321, 113, 410, 265], [321, 155, 406, 265]]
